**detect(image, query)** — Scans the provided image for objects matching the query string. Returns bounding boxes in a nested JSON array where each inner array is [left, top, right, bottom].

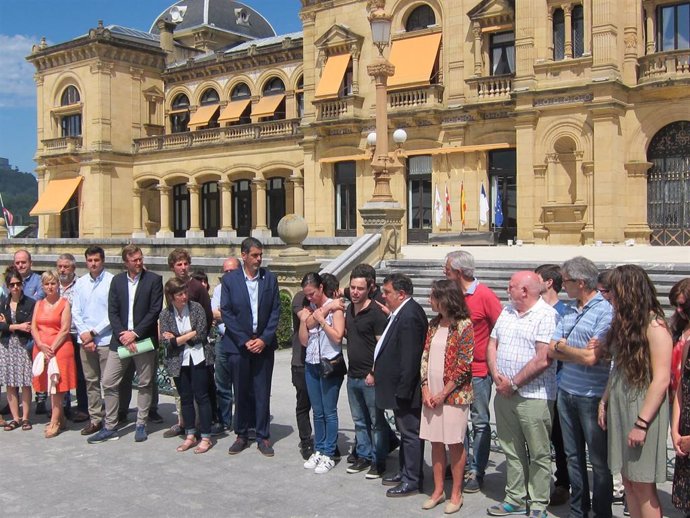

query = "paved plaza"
[[0, 349, 681, 518]]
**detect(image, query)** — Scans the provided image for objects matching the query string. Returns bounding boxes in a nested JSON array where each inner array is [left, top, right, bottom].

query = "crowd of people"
[[0, 243, 688, 517]]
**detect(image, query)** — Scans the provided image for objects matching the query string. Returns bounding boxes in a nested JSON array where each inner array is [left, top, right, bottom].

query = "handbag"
[[316, 328, 346, 379]]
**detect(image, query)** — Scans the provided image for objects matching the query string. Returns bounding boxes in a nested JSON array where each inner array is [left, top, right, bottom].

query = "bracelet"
[[637, 415, 650, 426], [633, 421, 648, 431]]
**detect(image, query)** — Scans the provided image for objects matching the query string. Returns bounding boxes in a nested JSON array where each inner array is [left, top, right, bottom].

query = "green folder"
[[117, 337, 155, 359]]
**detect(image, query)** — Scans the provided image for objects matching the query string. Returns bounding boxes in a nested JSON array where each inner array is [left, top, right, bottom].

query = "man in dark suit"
[[221, 237, 280, 457], [373, 273, 428, 497], [87, 244, 163, 444]]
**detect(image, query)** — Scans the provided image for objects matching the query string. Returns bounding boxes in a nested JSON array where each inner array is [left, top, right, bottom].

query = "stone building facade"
[[28, 0, 690, 245]]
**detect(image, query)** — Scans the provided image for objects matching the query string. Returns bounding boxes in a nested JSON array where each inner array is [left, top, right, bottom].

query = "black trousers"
[[291, 365, 312, 443], [229, 347, 274, 441], [393, 400, 425, 488], [552, 397, 570, 488], [174, 362, 212, 436]]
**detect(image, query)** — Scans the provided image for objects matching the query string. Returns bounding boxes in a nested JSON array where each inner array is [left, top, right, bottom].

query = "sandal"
[[3, 420, 20, 431], [176, 436, 198, 452], [194, 438, 213, 454], [21, 420, 32, 431]]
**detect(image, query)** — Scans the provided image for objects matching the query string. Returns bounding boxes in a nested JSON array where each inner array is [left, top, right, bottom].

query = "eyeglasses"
[[8, 281, 22, 288], [599, 288, 610, 294]]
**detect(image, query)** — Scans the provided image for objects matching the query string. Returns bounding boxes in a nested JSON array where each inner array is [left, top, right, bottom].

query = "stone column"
[[533, 164, 548, 243], [251, 178, 271, 239], [581, 161, 595, 243], [186, 182, 203, 238], [546, 153, 559, 203], [132, 187, 146, 238], [156, 185, 174, 238], [472, 22, 483, 76], [289, 172, 304, 217], [563, 4, 573, 58], [218, 180, 236, 238], [644, 1, 656, 54], [623, 161, 653, 243]]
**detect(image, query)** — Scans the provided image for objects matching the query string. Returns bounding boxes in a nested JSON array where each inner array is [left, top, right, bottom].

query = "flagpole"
[[0, 192, 11, 238]]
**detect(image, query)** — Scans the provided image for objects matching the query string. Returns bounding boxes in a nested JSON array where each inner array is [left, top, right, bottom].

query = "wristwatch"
[[510, 379, 519, 392]]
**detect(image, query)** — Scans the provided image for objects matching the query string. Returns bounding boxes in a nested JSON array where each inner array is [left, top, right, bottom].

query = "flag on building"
[[2, 207, 13, 227], [494, 186, 504, 227], [460, 181, 467, 227], [434, 184, 443, 227], [444, 183, 452, 226], [479, 182, 489, 225]]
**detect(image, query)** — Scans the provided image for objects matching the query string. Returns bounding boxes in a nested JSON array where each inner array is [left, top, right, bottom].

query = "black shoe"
[[299, 440, 314, 461], [463, 472, 481, 493], [366, 464, 386, 479], [35, 401, 47, 415], [210, 422, 226, 437], [386, 482, 419, 498], [382, 472, 403, 486], [148, 410, 164, 424], [257, 439, 274, 457], [228, 437, 249, 455], [333, 445, 342, 460], [346, 458, 371, 474], [346, 451, 358, 464]]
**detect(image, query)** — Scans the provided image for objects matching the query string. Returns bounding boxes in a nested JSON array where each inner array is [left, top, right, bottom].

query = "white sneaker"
[[314, 455, 335, 474], [303, 451, 321, 469]]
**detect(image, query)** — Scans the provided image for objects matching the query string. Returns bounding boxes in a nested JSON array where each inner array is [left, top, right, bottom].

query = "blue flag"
[[494, 186, 504, 227]]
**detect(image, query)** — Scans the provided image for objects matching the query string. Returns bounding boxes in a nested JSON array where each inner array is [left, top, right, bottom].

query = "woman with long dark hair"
[[669, 278, 690, 516], [298, 272, 345, 474], [419, 280, 474, 514], [598, 265, 672, 518]]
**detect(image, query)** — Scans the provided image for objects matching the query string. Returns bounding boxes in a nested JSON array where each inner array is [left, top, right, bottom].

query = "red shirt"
[[464, 281, 503, 377]]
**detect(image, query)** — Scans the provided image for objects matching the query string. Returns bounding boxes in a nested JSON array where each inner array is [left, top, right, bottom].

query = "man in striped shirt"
[[547, 256, 613, 518]]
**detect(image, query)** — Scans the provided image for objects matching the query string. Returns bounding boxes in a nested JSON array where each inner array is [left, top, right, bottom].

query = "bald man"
[[212, 257, 242, 431], [486, 271, 559, 518]]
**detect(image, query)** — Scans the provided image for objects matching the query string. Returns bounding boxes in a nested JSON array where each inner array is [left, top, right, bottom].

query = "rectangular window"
[[572, 5, 585, 57], [334, 161, 356, 236], [659, 3, 690, 51], [553, 9, 565, 60], [490, 32, 515, 75], [61, 114, 82, 137]]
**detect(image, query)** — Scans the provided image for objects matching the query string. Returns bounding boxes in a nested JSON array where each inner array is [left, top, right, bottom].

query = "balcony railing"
[[133, 119, 300, 153], [388, 84, 444, 110], [314, 95, 363, 121], [465, 74, 513, 101], [639, 49, 690, 83], [41, 136, 83, 154]]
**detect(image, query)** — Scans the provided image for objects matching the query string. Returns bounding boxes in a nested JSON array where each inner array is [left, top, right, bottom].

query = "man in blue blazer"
[[221, 237, 280, 456], [88, 244, 163, 444]]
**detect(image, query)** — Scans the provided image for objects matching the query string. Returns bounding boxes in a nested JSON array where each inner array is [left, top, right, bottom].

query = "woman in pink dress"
[[420, 280, 474, 514], [31, 271, 76, 438]]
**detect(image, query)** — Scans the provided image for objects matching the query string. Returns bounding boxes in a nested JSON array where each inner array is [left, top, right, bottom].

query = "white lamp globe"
[[367, 131, 377, 147], [393, 128, 407, 145]]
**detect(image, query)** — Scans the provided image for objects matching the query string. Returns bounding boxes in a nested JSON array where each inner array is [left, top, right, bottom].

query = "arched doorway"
[[647, 121, 690, 245]]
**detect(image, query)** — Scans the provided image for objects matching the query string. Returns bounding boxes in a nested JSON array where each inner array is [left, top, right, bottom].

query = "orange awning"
[[252, 94, 286, 118], [315, 54, 351, 100], [187, 105, 219, 129], [30, 177, 83, 216], [217, 99, 251, 123], [406, 143, 512, 156], [388, 32, 442, 90]]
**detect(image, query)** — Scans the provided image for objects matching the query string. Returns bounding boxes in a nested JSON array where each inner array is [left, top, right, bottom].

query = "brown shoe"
[[80, 421, 102, 436], [45, 422, 61, 438], [71, 410, 90, 423]]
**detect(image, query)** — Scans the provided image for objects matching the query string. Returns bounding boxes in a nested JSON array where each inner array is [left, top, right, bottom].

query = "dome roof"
[[150, 0, 276, 40]]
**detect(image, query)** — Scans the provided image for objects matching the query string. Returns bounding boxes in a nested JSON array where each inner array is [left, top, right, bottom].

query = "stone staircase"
[[377, 258, 690, 319]]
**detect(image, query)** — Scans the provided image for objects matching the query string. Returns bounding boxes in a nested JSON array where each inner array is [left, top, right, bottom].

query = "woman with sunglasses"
[[0, 267, 36, 431]]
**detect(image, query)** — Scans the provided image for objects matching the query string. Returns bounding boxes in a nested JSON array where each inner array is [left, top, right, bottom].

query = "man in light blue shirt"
[[71, 245, 114, 436], [547, 257, 613, 518]]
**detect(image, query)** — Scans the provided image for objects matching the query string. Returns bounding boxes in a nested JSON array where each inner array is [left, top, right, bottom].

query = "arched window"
[[405, 5, 436, 32], [60, 86, 82, 137], [201, 181, 220, 237], [263, 77, 285, 95], [170, 93, 190, 133], [61, 86, 80, 105], [553, 8, 565, 60], [200, 88, 220, 105], [296, 75, 304, 119], [231, 83, 251, 99]]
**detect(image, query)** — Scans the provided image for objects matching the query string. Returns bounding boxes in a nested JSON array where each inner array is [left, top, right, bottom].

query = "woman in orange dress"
[[31, 270, 76, 438]]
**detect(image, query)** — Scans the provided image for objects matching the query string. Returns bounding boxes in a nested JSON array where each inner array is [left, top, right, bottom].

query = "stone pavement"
[[0, 349, 681, 518]]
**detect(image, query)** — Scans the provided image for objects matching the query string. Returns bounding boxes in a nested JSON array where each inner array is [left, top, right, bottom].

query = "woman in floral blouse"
[[420, 279, 474, 514]]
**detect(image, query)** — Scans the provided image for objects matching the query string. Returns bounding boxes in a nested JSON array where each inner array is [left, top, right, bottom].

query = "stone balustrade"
[[41, 136, 83, 154], [466, 74, 513, 101], [639, 49, 690, 83]]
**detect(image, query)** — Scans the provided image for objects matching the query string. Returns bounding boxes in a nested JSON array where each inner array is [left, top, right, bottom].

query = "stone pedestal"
[[269, 214, 321, 297], [0, 218, 8, 239], [359, 201, 405, 259]]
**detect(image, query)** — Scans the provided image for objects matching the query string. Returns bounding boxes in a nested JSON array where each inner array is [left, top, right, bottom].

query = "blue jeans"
[[214, 344, 233, 429], [557, 390, 613, 518], [305, 363, 343, 457], [347, 376, 388, 466], [465, 375, 493, 479]]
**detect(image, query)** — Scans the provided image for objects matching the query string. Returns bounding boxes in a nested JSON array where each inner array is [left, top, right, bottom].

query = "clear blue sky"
[[0, 0, 302, 175]]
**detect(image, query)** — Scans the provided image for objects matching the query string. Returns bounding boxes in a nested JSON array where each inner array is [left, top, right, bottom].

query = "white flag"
[[479, 182, 489, 225], [434, 185, 443, 227]]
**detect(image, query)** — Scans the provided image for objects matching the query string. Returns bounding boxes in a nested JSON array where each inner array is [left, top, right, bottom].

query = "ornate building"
[[28, 0, 690, 245]]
